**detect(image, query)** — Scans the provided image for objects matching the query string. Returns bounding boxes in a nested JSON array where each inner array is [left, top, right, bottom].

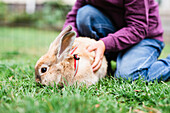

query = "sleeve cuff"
[[100, 36, 116, 53]]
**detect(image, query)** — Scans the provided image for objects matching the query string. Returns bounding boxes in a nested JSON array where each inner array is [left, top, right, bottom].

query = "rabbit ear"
[[57, 31, 76, 62], [48, 25, 73, 52]]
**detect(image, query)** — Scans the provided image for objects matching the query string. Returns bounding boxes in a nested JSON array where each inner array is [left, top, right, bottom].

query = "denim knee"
[[76, 5, 116, 39], [77, 5, 97, 30]]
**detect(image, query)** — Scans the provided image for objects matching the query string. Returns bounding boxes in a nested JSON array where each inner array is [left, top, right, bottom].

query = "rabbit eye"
[[41, 67, 47, 73], [39, 64, 49, 75]]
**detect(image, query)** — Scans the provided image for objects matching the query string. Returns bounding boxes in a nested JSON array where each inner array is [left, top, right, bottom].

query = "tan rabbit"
[[35, 25, 107, 87]]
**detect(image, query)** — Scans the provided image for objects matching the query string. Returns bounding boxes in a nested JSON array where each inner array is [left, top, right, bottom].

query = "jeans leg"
[[76, 5, 116, 40], [147, 55, 170, 81], [115, 39, 170, 82]]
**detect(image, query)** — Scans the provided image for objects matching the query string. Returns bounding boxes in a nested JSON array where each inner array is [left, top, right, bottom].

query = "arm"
[[63, 0, 86, 37], [89, 0, 149, 71], [101, 0, 149, 52]]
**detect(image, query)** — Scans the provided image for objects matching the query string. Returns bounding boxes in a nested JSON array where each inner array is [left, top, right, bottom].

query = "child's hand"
[[87, 40, 105, 72]]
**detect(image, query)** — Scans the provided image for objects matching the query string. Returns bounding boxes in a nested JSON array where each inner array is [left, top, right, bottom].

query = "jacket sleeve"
[[101, 0, 149, 52], [63, 0, 86, 37]]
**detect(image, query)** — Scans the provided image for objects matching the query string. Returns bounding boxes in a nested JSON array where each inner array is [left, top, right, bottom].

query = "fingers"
[[87, 44, 96, 52], [87, 40, 105, 72], [93, 59, 102, 72], [92, 47, 104, 72], [92, 49, 102, 69]]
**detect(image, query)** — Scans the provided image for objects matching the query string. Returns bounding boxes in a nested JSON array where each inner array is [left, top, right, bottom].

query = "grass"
[[0, 27, 170, 113]]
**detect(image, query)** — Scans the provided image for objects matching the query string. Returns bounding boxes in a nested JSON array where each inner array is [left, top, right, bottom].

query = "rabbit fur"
[[35, 25, 107, 87]]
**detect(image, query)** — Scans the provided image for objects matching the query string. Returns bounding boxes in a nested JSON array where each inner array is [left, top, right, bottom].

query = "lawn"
[[0, 27, 169, 113]]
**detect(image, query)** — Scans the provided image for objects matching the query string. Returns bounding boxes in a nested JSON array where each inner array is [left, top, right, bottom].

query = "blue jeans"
[[76, 5, 170, 82]]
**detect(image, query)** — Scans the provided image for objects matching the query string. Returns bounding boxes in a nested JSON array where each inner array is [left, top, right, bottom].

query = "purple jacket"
[[63, 0, 164, 52]]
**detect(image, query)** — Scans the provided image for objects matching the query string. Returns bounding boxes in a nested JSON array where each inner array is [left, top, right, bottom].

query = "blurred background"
[[0, 0, 169, 62], [0, 0, 76, 30]]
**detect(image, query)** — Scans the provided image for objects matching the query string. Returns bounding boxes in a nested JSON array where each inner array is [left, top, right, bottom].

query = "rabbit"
[[35, 25, 107, 87]]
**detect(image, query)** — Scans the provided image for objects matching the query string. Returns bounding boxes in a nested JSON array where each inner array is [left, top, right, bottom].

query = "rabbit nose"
[[35, 75, 41, 83]]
